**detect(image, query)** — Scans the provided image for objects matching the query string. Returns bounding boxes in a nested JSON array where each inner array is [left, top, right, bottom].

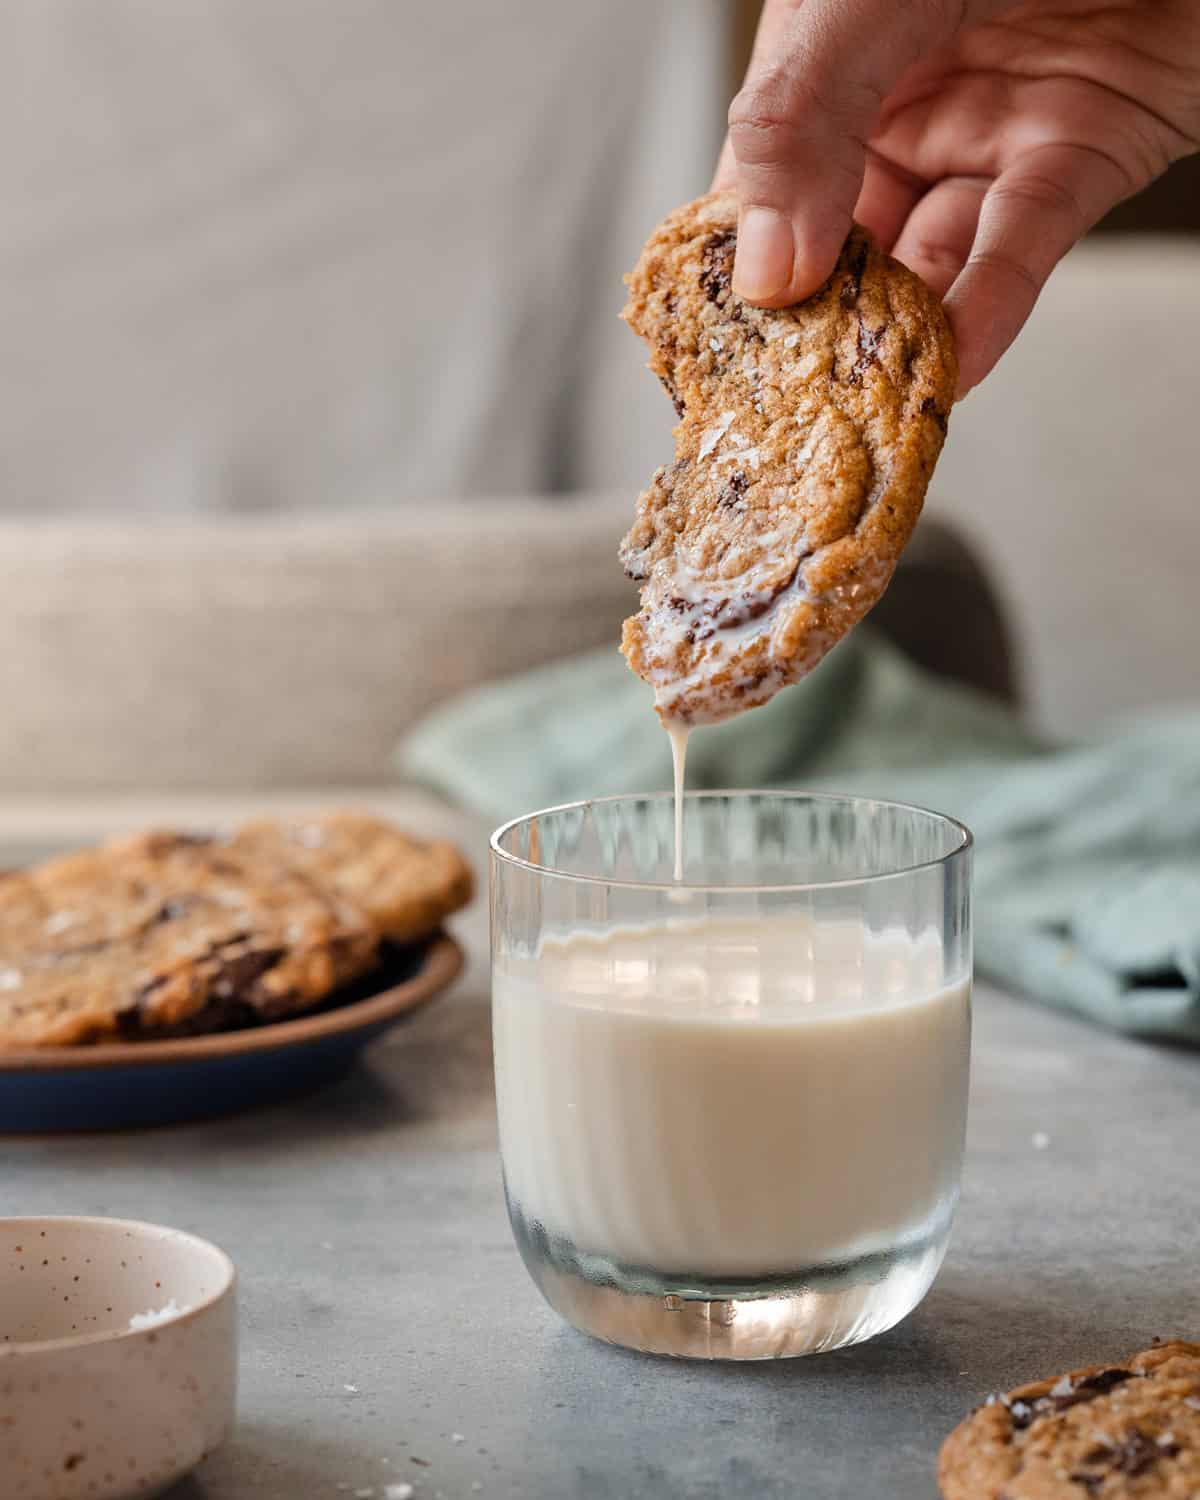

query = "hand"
[[714, 0, 1200, 394]]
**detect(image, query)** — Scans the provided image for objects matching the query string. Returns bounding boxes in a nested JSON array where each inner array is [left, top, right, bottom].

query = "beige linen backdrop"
[[0, 0, 726, 512]]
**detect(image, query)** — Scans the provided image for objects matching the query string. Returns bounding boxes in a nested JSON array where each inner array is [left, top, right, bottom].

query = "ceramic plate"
[[0, 935, 463, 1132]]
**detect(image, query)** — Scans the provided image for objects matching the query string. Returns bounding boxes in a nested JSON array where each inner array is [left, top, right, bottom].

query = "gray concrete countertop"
[[6, 960, 1196, 1499]]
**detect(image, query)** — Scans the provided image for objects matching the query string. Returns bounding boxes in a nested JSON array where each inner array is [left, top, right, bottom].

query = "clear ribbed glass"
[[491, 792, 972, 1360]]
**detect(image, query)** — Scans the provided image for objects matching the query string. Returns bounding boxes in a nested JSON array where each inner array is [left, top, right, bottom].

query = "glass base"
[[511, 1207, 950, 1361]]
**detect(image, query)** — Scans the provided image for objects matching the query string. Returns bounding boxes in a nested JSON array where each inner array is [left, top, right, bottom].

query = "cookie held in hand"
[[620, 191, 956, 726], [938, 1340, 1200, 1498]]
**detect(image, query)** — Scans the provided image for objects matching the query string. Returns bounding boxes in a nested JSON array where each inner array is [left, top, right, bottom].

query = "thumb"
[[729, 0, 984, 305]]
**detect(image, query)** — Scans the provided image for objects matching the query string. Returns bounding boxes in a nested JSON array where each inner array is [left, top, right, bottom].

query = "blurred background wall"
[[0, 0, 724, 513]]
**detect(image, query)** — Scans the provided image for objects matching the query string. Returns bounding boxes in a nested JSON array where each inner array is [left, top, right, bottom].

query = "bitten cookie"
[[938, 1340, 1200, 1498], [0, 833, 379, 1047], [229, 812, 474, 943], [620, 191, 956, 726]]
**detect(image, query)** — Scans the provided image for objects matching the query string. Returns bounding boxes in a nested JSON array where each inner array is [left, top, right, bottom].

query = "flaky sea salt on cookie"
[[938, 1340, 1200, 1498], [620, 191, 956, 726]]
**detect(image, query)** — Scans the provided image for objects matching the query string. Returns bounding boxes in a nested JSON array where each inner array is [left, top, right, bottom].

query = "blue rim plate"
[[0, 934, 463, 1133]]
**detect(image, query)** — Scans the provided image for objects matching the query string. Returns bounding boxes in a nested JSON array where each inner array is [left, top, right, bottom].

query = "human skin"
[[714, 0, 1200, 394]]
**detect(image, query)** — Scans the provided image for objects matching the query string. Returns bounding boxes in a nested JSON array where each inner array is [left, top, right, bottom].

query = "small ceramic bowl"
[[0, 1217, 237, 1500]]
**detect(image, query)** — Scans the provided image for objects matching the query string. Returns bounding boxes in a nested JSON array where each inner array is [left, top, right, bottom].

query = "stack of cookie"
[[0, 813, 473, 1048]]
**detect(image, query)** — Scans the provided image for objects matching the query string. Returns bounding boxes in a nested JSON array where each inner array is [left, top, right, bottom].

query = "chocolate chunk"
[[662, 558, 802, 648], [724, 301, 765, 343], [848, 320, 885, 385], [210, 945, 284, 1000], [129, 938, 283, 1022], [712, 586, 783, 631], [151, 898, 195, 926], [136, 831, 215, 858], [1112, 1428, 1179, 1475], [920, 394, 949, 432], [714, 564, 803, 639], [1056, 1368, 1137, 1409], [1066, 1473, 1102, 1496], [1071, 1427, 1180, 1490], [699, 229, 736, 303], [730, 668, 770, 701], [839, 236, 869, 307], [659, 373, 685, 417], [718, 471, 749, 507], [1006, 1368, 1137, 1429], [1069, 1439, 1118, 1491], [1006, 1399, 1037, 1430]]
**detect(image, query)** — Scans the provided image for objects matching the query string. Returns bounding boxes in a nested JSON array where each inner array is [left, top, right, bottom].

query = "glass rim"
[[489, 789, 972, 895]]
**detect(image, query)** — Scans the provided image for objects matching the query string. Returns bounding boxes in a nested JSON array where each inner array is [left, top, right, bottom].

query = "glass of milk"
[[490, 791, 972, 1360]]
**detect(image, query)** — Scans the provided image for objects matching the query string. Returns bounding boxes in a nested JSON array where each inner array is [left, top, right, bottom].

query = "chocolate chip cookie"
[[229, 812, 474, 943], [0, 833, 378, 1047], [620, 191, 956, 726], [939, 1340, 1200, 1498]]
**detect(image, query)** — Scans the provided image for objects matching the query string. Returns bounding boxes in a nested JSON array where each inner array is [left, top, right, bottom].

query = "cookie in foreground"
[[230, 811, 474, 943], [938, 1340, 1200, 1498], [620, 190, 956, 726]]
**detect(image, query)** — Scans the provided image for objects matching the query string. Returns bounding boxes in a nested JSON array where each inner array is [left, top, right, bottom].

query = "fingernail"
[[734, 206, 794, 302]]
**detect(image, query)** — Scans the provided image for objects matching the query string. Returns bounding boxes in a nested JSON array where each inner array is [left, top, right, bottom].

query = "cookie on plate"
[[229, 812, 474, 943], [0, 833, 379, 1048], [938, 1340, 1200, 1498], [619, 190, 956, 726]]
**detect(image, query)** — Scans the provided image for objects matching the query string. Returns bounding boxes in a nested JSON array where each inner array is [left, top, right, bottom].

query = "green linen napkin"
[[398, 632, 1200, 1042]]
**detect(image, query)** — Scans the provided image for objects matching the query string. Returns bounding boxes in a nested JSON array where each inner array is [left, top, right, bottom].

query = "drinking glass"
[[491, 791, 972, 1360]]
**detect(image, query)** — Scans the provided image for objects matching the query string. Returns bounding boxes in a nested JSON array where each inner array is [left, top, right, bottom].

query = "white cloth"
[[0, 0, 724, 511]]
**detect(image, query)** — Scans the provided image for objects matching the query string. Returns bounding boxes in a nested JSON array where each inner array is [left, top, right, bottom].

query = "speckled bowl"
[[0, 1217, 237, 1500]]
